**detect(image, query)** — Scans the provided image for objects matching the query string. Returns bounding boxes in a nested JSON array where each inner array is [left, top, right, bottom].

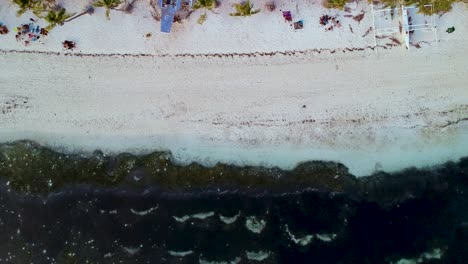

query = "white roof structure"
[[371, 2, 437, 50]]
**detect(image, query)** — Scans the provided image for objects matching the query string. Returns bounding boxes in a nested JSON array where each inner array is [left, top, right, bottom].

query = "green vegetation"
[[230, 0, 260, 16], [93, 0, 122, 20], [44, 8, 74, 30], [324, 0, 348, 10], [12, 0, 51, 17], [193, 0, 217, 26], [193, 0, 217, 10], [197, 12, 207, 24], [13, 0, 36, 17], [12, 0, 76, 30], [378, 0, 463, 14]]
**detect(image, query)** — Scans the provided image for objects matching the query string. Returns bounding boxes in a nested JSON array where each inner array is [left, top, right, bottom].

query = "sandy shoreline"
[[1, 44, 468, 176], [1, 1, 468, 176]]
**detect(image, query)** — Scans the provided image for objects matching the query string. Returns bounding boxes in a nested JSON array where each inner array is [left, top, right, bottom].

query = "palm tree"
[[230, 0, 259, 16], [93, 0, 122, 20], [44, 8, 74, 30]]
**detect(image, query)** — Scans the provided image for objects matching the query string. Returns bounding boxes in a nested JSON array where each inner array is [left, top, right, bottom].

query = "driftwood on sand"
[[353, 13, 365, 23], [389, 37, 401, 45], [362, 27, 372, 38]]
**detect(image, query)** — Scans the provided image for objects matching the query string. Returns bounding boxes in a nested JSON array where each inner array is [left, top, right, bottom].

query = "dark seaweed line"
[[439, 117, 468, 128], [1, 140, 467, 208], [0, 45, 393, 59]]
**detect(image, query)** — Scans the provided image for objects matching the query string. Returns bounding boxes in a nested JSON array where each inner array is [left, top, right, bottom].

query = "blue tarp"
[[161, 6, 177, 33], [159, 0, 186, 33]]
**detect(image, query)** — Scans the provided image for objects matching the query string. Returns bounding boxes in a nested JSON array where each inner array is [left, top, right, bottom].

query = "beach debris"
[[14, 22, 47, 46], [348, 24, 353, 33], [389, 37, 401, 45], [282, 11, 292, 22], [149, 0, 162, 21], [446, 26, 455, 33], [353, 12, 365, 23], [294, 20, 303, 30], [265, 1, 275, 12], [62, 40, 76, 50], [362, 27, 372, 37], [0, 24, 9, 35], [145, 32, 152, 38]]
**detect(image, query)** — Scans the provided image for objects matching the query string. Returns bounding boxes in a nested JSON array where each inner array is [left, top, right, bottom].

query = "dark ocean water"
[[0, 141, 467, 264]]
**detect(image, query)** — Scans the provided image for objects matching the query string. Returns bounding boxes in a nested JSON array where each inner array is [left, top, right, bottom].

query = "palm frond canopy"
[[12, 0, 58, 17], [13, 0, 36, 16], [45, 8, 74, 30], [13, 0, 31, 8]]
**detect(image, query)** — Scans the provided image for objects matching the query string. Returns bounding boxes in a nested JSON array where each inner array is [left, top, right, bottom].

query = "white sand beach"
[[0, 0, 468, 176]]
